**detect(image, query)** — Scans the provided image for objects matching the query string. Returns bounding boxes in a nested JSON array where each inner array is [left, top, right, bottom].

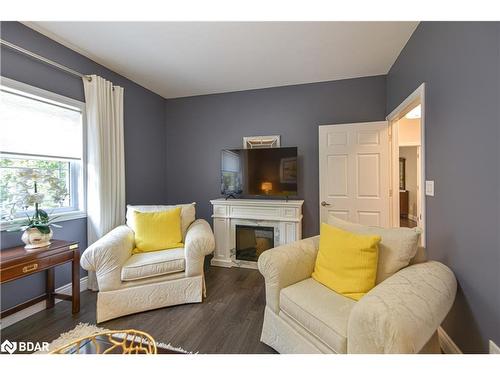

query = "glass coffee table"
[[50, 329, 183, 354]]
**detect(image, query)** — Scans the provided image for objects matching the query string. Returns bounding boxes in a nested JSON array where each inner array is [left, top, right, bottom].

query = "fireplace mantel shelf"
[[210, 198, 304, 206], [210, 198, 303, 269]]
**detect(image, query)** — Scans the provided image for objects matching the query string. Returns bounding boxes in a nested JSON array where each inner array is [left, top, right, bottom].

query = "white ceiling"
[[25, 22, 418, 99]]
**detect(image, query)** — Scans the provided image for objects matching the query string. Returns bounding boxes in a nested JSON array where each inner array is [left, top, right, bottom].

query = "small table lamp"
[[261, 182, 273, 195]]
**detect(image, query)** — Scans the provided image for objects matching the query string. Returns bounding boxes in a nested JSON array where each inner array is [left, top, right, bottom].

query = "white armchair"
[[258, 226, 457, 354], [81, 204, 215, 323]]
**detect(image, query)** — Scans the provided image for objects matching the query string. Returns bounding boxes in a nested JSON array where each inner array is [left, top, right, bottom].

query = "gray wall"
[[165, 76, 387, 237], [386, 22, 500, 353], [0, 22, 167, 310]]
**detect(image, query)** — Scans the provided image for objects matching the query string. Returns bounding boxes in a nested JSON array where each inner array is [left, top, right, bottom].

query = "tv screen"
[[221, 147, 298, 198]]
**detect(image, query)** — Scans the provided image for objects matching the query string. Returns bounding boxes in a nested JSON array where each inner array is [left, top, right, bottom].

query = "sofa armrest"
[[80, 225, 135, 292], [347, 261, 457, 353], [184, 219, 215, 277], [258, 236, 320, 313]]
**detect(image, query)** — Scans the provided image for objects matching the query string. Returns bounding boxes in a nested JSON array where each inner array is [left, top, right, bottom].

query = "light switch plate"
[[425, 180, 434, 196]]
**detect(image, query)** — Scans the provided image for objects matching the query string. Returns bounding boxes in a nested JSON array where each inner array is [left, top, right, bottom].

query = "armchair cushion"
[[328, 217, 421, 283], [312, 223, 381, 301], [126, 203, 196, 240], [280, 277, 356, 353], [121, 247, 185, 281], [132, 208, 183, 253], [258, 236, 320, 313]]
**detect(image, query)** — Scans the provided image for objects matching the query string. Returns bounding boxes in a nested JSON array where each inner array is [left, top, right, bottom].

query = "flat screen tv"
[[221, 147, 298, 198]]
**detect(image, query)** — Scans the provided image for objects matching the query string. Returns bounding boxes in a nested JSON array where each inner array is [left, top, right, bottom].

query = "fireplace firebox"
[[235, 225, 274, 262]]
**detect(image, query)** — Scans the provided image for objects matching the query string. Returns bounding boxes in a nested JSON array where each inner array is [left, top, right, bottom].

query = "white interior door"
[[319, 121, 390, 227]]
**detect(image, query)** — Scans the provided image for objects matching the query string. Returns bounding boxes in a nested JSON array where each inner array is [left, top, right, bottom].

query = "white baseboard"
[[438, 326, 462, 354], [0, 276, 88, 330], [210, 258, 234, 268]]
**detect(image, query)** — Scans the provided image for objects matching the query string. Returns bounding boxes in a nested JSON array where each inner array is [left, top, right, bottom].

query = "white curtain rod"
[[0, 38, 92, 82]]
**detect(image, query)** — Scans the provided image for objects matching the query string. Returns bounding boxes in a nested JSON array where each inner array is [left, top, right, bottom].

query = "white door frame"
[[386, 83, 426, 246], [416, 145, 422, 226]]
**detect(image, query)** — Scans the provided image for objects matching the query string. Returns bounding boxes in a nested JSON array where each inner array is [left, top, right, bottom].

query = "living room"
[[1, 1, 499, 372]]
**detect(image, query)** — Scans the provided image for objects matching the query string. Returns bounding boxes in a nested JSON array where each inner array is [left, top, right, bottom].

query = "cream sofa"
[[81, 203, 215, 323], [258, 219, 457, 354]]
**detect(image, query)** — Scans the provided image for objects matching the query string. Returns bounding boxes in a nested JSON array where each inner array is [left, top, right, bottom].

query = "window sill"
[[0, 211, 87, 232]]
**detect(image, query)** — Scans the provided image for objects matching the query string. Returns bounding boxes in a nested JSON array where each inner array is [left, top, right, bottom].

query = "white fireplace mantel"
[[210, 198, 304, 269]]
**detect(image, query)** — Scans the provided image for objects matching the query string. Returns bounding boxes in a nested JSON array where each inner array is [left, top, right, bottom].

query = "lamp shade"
[[261, 182, 273, 194]]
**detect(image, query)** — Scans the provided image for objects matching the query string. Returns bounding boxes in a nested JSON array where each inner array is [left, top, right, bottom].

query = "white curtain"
[[83, 75, 126, 291]]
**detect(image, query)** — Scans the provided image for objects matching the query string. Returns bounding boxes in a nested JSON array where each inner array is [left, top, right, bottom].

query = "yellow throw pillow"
[[312, 223, 381, 301], [132, 207, 183, 254]]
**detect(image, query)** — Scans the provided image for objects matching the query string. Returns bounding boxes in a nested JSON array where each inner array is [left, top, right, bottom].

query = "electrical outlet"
[[490, 340, 500, 354], [425, 180, 435, 196]]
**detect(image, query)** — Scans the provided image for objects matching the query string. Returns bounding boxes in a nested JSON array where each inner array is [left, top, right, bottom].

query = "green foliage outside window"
[[0, 157, 70, 221]]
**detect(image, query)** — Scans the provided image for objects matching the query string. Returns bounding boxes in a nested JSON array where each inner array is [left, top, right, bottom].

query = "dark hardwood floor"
[[400, 217, 417, 228], [0, 265, 276, 354]]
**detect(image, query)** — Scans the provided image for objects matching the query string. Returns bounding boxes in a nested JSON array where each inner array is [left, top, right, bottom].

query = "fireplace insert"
[[235, 224, 274, 262]]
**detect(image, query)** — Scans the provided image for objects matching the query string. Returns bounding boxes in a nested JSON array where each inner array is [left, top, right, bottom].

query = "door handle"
[[321, 201, 331, 207]]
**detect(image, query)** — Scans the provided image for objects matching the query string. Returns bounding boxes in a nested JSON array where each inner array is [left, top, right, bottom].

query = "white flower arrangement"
[[5, 168, 67, 233]]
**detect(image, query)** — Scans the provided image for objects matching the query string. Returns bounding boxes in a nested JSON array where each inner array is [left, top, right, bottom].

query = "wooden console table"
[[0, 240, 80, 318]]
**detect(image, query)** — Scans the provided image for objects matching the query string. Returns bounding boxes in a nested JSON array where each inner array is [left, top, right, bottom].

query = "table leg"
[[72, 250, 80, 314], [46, 268, 55, 309]]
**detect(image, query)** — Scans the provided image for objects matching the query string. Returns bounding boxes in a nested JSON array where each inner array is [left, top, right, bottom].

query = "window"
[[0, 77, 86, 227]]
